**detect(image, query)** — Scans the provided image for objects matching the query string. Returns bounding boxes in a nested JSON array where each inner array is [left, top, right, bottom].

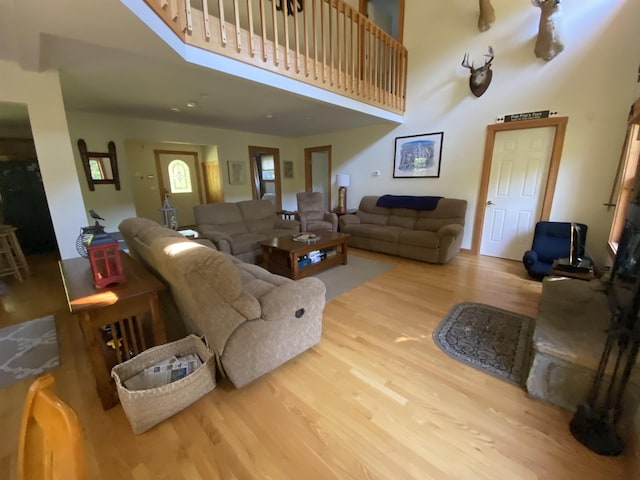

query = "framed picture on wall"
[[283, 160, 294, 179], [228, 161, 246, 185], [393, 132, 443, 178]]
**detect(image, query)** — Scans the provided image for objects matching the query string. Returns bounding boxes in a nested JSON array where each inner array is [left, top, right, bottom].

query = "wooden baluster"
[[312, 0, 318, 80], [282, 0, 290, 70], [233, 0, 242, 52], [302, 0, 309, 76], [259, 0, 267, 61], [328, 0, 333, 85], [271, 0, 279, 66], [218, 0, 227, 45], [185, 0, 193, 33], [320, 0, 325, 82], [293, 0, 300, 73], [201, 0, 211, 39], [246, 0, 255, 57]]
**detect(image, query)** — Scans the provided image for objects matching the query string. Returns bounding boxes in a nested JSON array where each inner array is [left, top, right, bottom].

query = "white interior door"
[[155, 151, 202, 227], [480, 126, 556, 260]]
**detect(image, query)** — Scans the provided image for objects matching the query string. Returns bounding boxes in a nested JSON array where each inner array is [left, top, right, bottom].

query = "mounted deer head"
[[462, 46, 494, 97], [532, 0, 564, 61], [275, 0, 303, 16], [478, 0, 495, 32]]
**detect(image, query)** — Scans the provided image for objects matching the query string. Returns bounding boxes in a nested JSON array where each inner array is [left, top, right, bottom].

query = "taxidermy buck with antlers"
[[478, 0, 495, 32], [462, 46, 494, 97], [533, 0, 564, 61]]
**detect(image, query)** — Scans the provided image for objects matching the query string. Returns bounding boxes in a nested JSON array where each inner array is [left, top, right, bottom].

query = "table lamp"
[[335, 174, 350, 215]]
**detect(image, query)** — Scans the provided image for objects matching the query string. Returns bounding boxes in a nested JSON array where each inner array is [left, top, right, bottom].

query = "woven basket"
[[111, 334, 216, 434]]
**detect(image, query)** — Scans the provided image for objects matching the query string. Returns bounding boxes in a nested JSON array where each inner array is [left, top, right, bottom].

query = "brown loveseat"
[[194, 199, 300, 264], [338, 195, 467, 264], [119, 217, 325, 388]]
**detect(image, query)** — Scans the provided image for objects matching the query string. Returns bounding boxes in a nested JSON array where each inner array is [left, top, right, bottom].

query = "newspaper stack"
[[124, 353, 202, 391]]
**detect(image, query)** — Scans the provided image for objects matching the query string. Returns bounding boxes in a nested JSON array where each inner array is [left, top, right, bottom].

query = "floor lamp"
[[335, 174, 350, 215]]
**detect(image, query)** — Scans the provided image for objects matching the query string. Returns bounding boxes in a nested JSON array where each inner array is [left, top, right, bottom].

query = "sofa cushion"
[[137, 225, 186, 246], [388, 210, 417, 229], [229, 233, 268, 255], [194, 203, 248, 235], [397, 230, 440, 248]]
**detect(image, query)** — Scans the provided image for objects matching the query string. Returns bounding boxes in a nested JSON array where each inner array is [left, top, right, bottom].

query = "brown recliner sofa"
[[119, 217, 325, 388], [338, 195, 467, 264], [194, 199, 300, 263]]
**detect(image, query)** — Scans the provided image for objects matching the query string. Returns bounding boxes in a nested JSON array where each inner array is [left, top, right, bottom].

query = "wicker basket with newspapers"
[[111, 334, 216, 434]]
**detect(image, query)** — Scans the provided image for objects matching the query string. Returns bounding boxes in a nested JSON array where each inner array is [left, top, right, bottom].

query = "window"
[[168, 159, 192, 193], [609, 106, 640, 255], [261, 156, 275, 180]]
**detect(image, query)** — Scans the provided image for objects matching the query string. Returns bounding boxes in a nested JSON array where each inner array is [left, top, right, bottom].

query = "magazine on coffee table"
[[293, 232, 320, 242]]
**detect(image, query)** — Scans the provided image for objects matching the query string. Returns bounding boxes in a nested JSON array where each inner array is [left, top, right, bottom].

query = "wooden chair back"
[[17, 373, 87, 480]]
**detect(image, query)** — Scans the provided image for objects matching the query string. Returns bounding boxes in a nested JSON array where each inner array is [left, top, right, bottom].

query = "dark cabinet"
[[0, 159, 57, 253]]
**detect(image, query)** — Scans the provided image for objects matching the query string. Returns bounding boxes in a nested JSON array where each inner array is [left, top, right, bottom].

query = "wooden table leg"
[[78, 312, 118, 409]]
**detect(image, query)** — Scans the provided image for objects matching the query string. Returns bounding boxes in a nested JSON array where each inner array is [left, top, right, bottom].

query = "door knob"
[[487, 200, 494, 205]]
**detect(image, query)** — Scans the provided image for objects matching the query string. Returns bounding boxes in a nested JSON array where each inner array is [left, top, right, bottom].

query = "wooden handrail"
[[143, 0, 407, 114]]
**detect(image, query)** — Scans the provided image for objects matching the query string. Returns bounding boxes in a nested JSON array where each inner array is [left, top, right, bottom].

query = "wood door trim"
[[153, 150, 203, 204], [304, 145, 333, 208], [471, 116, 569, 255]]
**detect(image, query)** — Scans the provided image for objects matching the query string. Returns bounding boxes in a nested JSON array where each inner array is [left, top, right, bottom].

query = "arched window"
[[168, 159, 192, 193]]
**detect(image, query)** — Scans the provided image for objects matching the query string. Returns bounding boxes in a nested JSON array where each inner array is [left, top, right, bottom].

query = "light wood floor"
[[0, 250, 632, 479]]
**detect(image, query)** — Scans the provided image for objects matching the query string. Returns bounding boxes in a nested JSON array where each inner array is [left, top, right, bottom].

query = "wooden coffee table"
[[260, 232, 349, 280]]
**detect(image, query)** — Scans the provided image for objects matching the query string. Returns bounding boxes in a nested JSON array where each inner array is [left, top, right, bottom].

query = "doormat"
[[432, 302, 535, 386], [0, 315, 60, 388]]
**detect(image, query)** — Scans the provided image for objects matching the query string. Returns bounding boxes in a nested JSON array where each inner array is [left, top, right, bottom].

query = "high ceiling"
[[0, 0, 399, 137]]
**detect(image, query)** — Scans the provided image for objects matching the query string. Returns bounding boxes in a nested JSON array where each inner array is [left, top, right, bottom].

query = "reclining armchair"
[[296, 192, 338, 233], [522, 221, 588, 280]]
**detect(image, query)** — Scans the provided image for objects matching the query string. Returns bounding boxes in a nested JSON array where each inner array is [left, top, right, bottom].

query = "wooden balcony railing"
[[143, 0, 407, 114]]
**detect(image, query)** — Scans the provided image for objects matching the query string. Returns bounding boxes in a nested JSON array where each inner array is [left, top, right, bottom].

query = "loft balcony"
[[134, 0, 407, 117]]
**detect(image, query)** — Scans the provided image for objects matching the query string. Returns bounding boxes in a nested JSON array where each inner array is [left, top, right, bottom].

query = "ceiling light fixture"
[[186, 101, 198, 108], [266, 113, 273, 119], [170, 107, 181, 112]]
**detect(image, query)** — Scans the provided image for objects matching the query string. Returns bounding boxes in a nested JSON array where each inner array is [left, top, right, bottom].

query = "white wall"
[[297, 0, 640, 266], [0, 60, 87, 259], [66, 112, 304, 231]]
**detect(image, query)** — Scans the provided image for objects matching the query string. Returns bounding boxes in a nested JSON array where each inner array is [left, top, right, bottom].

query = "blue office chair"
[[522, 221, 588, 280]]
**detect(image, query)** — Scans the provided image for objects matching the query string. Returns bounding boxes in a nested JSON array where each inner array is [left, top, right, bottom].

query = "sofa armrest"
[[275, 218, 301, 231], [436, 224, 465, 264], [324, 212, 339, 231], [338, 213, 360, 230], [198, 228, 233, 253], [523, 250, 538, 267], [259, 277, 326, 322]]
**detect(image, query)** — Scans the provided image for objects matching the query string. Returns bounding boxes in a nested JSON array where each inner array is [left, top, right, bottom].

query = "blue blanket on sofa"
[[376, 195, 443, 210]]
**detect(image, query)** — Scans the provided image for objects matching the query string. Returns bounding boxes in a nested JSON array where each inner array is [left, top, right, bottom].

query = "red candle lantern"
[[85, 232, 126, 288]]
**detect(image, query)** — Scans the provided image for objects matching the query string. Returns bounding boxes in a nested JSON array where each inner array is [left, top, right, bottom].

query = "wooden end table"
[[59, 254, 167, 409], [260, 232, 349, 280]]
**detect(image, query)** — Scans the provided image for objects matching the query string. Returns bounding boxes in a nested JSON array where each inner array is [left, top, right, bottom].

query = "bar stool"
[[0, 225, 29, 282]]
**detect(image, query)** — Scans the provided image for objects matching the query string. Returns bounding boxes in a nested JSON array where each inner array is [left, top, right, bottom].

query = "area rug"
[[314, 254, 394, 301], [0, 315, 60, 388], [432, 302, 535, 386]]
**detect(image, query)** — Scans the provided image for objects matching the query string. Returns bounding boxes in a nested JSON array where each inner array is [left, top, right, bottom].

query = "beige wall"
[[65, 112, 303, 232], [296, 0, 640, 266]]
